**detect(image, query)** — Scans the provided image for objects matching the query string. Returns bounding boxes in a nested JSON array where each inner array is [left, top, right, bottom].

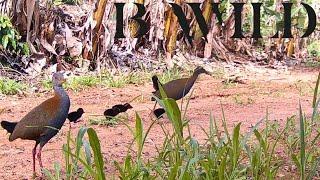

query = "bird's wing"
[[155, 78, 188, 99], [67, 112, 76, 119], [9, 97, 61, 141]]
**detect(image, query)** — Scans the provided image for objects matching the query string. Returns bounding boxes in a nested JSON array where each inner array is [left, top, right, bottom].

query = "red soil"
[[0, 68, 318, 179]]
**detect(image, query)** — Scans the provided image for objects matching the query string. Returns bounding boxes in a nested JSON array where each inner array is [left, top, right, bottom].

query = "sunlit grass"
[[0, 78, 27, 95], [39, 68, 186, 92]]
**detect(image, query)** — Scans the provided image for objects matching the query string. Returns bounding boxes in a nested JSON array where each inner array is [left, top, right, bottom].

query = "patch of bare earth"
[[0, 68, 318, 179]]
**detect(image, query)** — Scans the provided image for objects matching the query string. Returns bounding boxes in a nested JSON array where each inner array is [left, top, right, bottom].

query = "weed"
[[307, 40, 320, 58], [44, 127, 105, 179], [294, 80, 313, 96], [158, 67, 187, 83], [0, 78, 27, 95], [305, 59, 320, 68], [0, 15, 29, 55], [89, 114, 128, 127], [211, 67, 225, 79], [66, 76, 99, 91], [233, 94, 255, 105], [89, 117, 119, 126]]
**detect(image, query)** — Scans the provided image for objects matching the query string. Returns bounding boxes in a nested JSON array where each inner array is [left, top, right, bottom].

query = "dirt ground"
[[0, 67, 319, 179]]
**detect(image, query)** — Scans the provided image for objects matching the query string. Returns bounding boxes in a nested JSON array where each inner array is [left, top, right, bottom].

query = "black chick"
[[68, 108, 85, 123], [104, 103, 133, 119], [112, 103, 133, 113], [154, 108, 165, 118], [103, 108, 120, 118]]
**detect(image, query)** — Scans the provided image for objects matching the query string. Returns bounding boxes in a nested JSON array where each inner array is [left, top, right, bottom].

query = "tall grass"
[[0, 78, 27, 95], [43, 127, 105, 180], [113, 73, 320, 179]]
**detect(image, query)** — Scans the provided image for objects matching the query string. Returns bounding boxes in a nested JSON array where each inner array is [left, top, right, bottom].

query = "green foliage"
[[44, 127, 105, 179], [0, 78, 27, 95], [0, 15, 29, 55], [158, 67, 186, 84], [89, 116, 121, 126], [100, 71, 151, 88], [307, 41, 320, 58], [305, 59, 320, 68], [65, 75, 99, 91], [313, 72, 320, 108]]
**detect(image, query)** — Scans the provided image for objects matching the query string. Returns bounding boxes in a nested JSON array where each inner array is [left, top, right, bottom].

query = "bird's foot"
[[32, 172, 45, 180], [156, 120, 164, 125], [32, 172, 37, 179]]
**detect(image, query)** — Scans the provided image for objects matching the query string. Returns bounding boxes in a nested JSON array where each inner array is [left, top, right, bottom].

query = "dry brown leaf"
[[40, 38, 57, 55]]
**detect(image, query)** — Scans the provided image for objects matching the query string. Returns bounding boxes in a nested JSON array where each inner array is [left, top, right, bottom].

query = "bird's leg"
[[37, 146, 44, 171], [152, 101, 157, 111], [32, 143, 38, 177], [149, 101, 157, 115]]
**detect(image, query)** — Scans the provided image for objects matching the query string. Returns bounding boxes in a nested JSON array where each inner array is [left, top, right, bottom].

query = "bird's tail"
[[1, 121, 17, 134]]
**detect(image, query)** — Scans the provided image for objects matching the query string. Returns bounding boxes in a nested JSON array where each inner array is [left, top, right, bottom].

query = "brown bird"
[[152, 66, 209, 101], [1, 72, 70, 176]]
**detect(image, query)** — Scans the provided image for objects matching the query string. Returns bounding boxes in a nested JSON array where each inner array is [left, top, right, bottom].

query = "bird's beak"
[[61, 71, 71, 83], [63, 71, 71, 79]]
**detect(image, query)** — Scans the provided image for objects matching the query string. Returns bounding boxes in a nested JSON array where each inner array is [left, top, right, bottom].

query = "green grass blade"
[[162, 98, 183, 140], [242, 117, 265, 145], [158, 81, 168, 99], [42, 168, 55, 180], [307, 157, 320, 180], [312, 72, 320, 108], [220, 104, 231, 144], [135, 113, 143, 158], [87, 128, 106, 180], [253, 129, 267, 152], [63, 148, 95, 176], [232, 123, 241, 168], [83, 140, 92, 165], [299, 102, 306, 180], [64, 129, 72, 180]]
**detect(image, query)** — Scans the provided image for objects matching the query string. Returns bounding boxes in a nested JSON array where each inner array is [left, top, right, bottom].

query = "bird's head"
[[77, 108, 85, 114], [124, 103, 133, 109], [194, 66, 210, 75], [152, 75, 159, 82], [52, 72, 68, 87]]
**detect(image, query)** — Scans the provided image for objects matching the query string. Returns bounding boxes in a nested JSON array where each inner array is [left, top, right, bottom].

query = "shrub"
[[0, 15, 29, 55]]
